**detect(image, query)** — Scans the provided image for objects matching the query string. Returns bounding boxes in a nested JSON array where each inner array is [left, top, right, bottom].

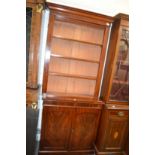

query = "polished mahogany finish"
[[95, 104, 129, 155], [39, 100, 102, 154]]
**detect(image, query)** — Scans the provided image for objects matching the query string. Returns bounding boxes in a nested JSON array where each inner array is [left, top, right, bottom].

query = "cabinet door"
[[103, 110, 128, 152], [95, 107, 128, 153], [69, 108, 101, 150], [104, 111, 128, 151], [40, 105, 73, 151], [109, 27, 129, 102]]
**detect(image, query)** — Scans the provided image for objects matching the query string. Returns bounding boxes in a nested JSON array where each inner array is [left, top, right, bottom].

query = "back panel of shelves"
[[44, 13, 109, 99]]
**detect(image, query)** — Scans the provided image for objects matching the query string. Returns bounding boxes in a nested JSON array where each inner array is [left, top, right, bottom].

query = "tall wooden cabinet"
[[95, 14, 129, 155], [39, 3, 113, 155]]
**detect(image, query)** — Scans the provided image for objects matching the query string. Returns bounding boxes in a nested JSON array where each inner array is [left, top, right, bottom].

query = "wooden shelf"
[[53, 35, 103, 46], [51, 53, 99, 63], [49, 72, 97, 80], [46, 91, 94, 98], [113, 79, 128, 85]]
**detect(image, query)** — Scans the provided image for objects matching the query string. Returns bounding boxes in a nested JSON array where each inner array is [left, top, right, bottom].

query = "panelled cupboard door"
[[95, 107, 129, 153], [69, 108, 101, 150], [40, 105, 72, 151], [103, 113, 128, 151]]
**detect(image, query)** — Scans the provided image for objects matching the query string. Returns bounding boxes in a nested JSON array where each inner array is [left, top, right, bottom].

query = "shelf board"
[[113, 79, 128, 85], [49, 72, 97, 80], [46, 91, 94, 98], [51, 53, 99, 63], [53, 35, 103, 46]]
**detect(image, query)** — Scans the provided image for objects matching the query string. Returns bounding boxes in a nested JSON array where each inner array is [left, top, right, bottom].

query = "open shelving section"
[[43, 12, 111, 100]]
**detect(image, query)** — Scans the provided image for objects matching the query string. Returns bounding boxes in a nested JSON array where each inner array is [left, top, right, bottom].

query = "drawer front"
[[109, 110, 128, 118]]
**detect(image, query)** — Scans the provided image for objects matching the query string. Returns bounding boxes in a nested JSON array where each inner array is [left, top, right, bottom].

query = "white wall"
[[46, 0, 129, 16]]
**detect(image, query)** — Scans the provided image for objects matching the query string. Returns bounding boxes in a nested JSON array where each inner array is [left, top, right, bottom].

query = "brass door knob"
[[31, 102, 37, 110], [36, 4, 43, 13]]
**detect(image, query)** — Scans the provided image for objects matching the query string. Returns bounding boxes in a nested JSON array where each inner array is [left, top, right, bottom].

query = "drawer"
[[109, 110, 128, 118]]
